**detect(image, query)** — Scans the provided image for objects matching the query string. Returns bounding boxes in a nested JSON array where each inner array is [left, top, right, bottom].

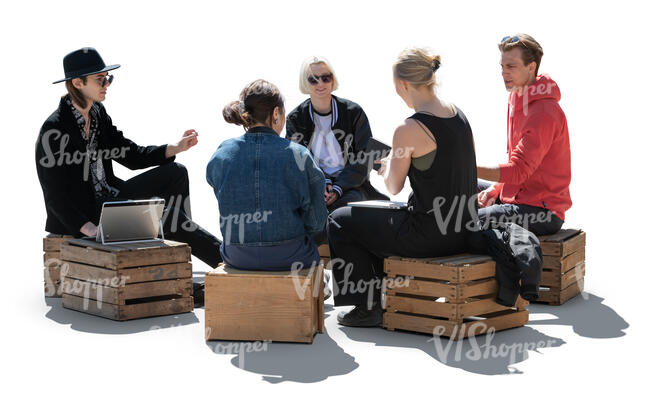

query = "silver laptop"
[[348, 200, 408, 210], [95, 199, 165, 244]]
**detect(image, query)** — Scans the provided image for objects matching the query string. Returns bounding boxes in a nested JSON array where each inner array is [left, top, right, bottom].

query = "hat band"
[[64, 64, 107, 80]]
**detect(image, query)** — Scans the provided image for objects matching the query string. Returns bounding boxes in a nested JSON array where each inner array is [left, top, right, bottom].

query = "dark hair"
[[223, 79, 284, 129], [64, 76, 89, 109], [499, 33, 544, 75]]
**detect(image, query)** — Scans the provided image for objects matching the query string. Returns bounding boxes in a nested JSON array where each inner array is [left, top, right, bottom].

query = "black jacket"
[[285, 95, 388, 200], [468, 222, 543, 306], [35, 96, 175, 236]]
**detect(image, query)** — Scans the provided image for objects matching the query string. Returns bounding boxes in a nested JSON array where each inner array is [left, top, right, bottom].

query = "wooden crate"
[[318, 244, 331, 268], [60, 238, 194, 320], [383, 254, 529, 340], [536, 229, 586, 305], [43, 235, 72, 297], [205, 263, 324, 343]]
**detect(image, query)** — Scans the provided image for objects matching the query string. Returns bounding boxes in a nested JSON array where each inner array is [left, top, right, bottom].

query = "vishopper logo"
[[44, 260, 131, 305], [38, 129, 130, 180], [289, 258, 414, 308], [220, 209, 273, 245], [478, 208, 556, 231], [287, 130, 397, 172], [516, 80, 557, 116], [427, 325, 558, 364], [206, 326, 270, 369]]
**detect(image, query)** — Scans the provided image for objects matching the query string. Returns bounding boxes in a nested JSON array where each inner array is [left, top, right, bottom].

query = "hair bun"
[[432, 58, 441, 72]]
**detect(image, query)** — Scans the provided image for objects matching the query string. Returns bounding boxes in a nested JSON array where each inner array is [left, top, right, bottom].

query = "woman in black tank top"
[[326, 48, 479, 327]]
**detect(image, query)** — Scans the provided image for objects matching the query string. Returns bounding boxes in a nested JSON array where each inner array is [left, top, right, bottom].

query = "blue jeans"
[[220, 235, 320, 271], [477, 179, 563, 236]]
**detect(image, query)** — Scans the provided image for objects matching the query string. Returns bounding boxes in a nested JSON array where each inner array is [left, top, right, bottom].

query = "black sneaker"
[[193, 282, 205, 308], [337, 304, 383, 327]]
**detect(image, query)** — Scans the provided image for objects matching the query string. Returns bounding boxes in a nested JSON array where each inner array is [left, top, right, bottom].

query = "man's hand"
[[166, 129, 199, 158], [80, 221, 98, 237], [477, 184, 503, 208]]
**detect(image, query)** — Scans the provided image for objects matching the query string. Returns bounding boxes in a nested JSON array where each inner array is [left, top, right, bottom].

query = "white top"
[[311, 112, 345, 176]]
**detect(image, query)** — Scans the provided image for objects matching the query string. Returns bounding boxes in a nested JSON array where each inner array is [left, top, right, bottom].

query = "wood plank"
[[43, 236, 73, 252], [64, 261, 192, 284], [386, 277, 457, 299], [542, 248, 585, 271], [385, 259, 459, 282], [61, 240, 191, 269], [458, 279, 498, 299], [61, 277, 192, 305], [539, 229, 584, 256], [385, 295, 457, 320], [62, 294, 193, 321], [536, 279, 584, 305], [383, 310, 528, 340]]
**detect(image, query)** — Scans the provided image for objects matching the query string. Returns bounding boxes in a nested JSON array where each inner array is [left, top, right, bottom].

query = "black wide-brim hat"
[[52, 47, 120, 84]]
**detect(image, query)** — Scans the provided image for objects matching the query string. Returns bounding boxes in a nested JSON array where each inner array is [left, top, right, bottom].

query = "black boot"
[[337, 303, 382, 327]]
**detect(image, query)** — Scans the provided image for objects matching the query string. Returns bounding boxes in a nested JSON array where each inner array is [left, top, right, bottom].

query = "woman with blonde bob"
[[327, 48, 479, 327], [286, 56, 388, 222]]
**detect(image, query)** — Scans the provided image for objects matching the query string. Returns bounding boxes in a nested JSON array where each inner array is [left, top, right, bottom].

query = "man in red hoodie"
[[477, 34, 572, 235]]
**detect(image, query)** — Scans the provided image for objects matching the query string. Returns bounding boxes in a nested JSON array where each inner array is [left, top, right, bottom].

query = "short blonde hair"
[[393, 47, 441, 88], [298, 56, 339, 94]]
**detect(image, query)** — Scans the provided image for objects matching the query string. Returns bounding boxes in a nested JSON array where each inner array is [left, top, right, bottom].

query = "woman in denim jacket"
[[206, 79, 328, 272]]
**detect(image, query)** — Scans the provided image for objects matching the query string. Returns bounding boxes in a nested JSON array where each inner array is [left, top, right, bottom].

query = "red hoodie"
[[498, 74, 572, 221]]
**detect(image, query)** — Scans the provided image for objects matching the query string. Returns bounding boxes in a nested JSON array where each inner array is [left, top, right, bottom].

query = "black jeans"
[[477, 179, 563, 236], [313, 188, 367, 245], [99, 162, 222, 267], [326, 205, 467, 308]]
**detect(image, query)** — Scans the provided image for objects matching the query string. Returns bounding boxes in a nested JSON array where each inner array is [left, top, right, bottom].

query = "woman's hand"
[[375, 155, 391, 177]]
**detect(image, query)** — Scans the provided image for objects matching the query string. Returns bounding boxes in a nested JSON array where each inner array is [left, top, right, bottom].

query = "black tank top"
[[406, 108, 478, 235]]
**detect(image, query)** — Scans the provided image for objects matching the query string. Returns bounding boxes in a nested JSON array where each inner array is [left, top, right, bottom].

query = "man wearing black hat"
[[36, 47, 223, 269]]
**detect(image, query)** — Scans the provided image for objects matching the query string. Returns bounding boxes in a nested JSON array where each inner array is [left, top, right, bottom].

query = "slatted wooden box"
[[60, 239, 194, 320], [383, 254, 529, 340], [43, 236, 72, 297], [205, 263, 324, 343], [536, 229, 586, 305], [318, 244, 331, 268]]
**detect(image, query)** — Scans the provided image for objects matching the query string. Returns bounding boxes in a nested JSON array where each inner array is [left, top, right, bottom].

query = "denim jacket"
[[206, 126, 328, 246]]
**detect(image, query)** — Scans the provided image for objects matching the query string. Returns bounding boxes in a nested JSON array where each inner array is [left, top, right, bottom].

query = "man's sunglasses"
[[501, 35, 519, 44], [94, 74, 114, 87], [307, 73, 333, 85]]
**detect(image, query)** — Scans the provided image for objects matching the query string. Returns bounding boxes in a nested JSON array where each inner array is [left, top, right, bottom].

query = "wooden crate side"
[[383, 310, 528, 340], [63, 294, 193, 321], [559, 262, 586, 289], [536, 280, 584, 305], [458, 261, 496, 282], [458, 279, 498, 299], [542, 248, 585, 271], [119, 297, 193, 321], [384, 258, 459, 282], [205, 273, 319, 343], [559, 231, 586, 257], [539, 229, 582, 256], [62, 277, 192, 304], [385, 295, 457, 320], [62, 239, 191, 269], [459, 298, 522, 319], [386, 277, 458, 300], [43, 236, 72, 252], [43, 252, 62, 265], [64, 261, 192, 284]]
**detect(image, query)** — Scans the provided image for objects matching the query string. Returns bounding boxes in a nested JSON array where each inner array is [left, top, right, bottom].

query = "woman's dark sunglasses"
[[307, 73, 333, 85]]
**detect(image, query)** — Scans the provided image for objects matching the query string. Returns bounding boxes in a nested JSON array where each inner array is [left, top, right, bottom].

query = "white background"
[[0, 0, 648, 401]]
